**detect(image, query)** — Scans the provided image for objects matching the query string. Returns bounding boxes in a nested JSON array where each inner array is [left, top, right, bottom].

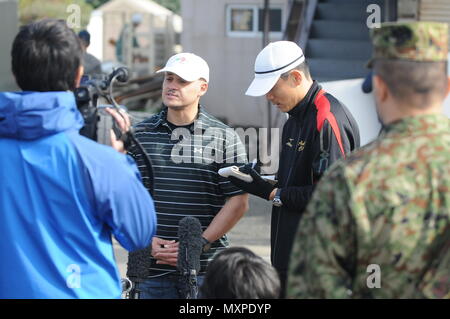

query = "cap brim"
[[361, 71, 373, 94], [245, 75, 281, 97]]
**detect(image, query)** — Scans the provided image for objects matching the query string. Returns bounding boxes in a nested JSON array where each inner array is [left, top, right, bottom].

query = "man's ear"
[[74, 65, 84, 88], [373, 74, 389, 103], [290, 69, 303, 87], [198, 81, 208, 97]]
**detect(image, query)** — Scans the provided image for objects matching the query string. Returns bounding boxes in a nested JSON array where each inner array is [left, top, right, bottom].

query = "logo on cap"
[[175, 57, 187, 64]]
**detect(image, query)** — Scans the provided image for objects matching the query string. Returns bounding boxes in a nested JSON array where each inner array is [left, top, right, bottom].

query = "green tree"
[[85, 0, 109, 9], [19, 0, 93, 31], [153, 0, 180, 14]]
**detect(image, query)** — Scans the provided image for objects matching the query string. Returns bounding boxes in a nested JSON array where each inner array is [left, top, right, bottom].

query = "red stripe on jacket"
[[314, 89, 346, 158]]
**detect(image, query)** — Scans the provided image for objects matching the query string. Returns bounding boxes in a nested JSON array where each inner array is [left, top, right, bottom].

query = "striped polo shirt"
[[126, 105, 247, 279]]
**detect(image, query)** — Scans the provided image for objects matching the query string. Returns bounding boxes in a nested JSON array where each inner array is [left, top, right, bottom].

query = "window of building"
[[258, 8, 282, 32], [226, 5, 283, 37], [230, 7, 254, 32]]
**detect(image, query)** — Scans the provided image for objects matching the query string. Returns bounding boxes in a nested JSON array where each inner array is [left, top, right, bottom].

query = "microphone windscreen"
[[115, 67, 129, 83], [177, 216, 203, 274]]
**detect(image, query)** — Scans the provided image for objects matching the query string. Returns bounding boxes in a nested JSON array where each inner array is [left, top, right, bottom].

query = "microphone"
[[177, 216, 203, 299]]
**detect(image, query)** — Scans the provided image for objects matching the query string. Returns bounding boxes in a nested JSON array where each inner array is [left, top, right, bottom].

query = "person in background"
[[78, 30, 102, 76], [113, 13, 142, 64]]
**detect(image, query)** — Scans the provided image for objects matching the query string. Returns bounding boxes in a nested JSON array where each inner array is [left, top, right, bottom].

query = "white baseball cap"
[[246, 41, 305, 96], [157, 53, 210, 83]]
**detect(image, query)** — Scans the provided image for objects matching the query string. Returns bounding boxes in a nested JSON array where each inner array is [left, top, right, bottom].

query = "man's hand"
[[105, 107, 131, 154], [151, 237, 179, 267], [228, 163, 275, 200]]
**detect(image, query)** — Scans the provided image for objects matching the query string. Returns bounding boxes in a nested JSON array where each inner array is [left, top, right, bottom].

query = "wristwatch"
[[201, 237, 212, 253], [272, 188, 283, 207]]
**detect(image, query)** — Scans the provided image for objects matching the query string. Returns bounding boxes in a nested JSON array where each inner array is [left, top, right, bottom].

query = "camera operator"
[[0, 19, 157, 299]]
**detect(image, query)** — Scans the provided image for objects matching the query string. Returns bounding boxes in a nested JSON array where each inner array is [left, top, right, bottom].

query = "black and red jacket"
[[273, 80, 360, 292]]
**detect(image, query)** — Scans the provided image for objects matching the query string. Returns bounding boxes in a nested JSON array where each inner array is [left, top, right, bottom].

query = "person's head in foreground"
[[201, 247, 280, 299], [364, 22, 449, 124], [12, 18, 84, 92]]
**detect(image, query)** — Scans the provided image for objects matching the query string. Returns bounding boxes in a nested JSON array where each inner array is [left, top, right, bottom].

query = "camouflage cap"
[[367, 21, 448, 68]]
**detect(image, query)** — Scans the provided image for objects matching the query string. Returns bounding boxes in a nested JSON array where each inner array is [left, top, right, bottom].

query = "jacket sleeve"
[[89, 152, 157, 252], [279, 185, 314, 212], [280, 118, 349, 212], [67, 130, 157, 252], [287, 163, 356, 298]]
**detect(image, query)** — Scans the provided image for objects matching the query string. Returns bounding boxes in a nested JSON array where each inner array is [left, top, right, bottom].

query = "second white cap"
[[246, 41, 305, 96]]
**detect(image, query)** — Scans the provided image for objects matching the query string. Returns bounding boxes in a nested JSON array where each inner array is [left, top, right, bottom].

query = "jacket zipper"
[[273, 120, 302, 265]]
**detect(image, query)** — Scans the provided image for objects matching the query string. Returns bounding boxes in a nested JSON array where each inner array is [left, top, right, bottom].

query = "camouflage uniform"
[[287, 22, 450, 299]]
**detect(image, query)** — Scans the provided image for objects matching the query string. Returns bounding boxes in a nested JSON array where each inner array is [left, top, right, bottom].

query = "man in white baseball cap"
[[226, 41, 361, 297], [125, 52, 249, 299], [245, 41, 305, 97], [157, 52, 210, 83]]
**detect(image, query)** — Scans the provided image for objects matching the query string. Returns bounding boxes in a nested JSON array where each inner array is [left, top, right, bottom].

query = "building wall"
[[420, 0, 450, 23], [398, 0, 450, 48], [0, 0, 18, 91], [419, 0, 450, 48], [398, 0, 419, 20], [181, 0, 289, 128]]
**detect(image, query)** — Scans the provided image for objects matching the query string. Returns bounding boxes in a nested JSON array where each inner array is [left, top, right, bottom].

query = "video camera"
[[74, 67, 129, 142], [74, 67, 155, 196]]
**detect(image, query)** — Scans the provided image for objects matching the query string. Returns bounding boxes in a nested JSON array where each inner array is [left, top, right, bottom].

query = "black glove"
[[228, 163, 275, 200]]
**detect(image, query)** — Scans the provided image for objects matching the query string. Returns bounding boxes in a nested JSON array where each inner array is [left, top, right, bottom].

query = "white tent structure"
[[87, 0, 182, 75]]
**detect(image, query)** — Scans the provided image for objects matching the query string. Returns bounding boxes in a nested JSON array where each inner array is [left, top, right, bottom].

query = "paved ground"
[[114, 195, 272, 278]]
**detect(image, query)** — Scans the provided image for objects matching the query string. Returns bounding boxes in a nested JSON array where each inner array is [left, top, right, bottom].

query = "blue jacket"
[[0, 91, 157, 299]]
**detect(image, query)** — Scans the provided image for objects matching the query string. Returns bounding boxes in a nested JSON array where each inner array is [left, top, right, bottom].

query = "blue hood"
[[0, 91, 84, 140]]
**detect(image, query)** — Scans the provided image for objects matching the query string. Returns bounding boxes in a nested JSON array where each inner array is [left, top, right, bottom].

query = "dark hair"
[[11, 19, 83, 92], [373, 59, 448, 109], [281, 61, 312, 81], [78, 30, 91, 47], [200, 247, 280, 299]]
